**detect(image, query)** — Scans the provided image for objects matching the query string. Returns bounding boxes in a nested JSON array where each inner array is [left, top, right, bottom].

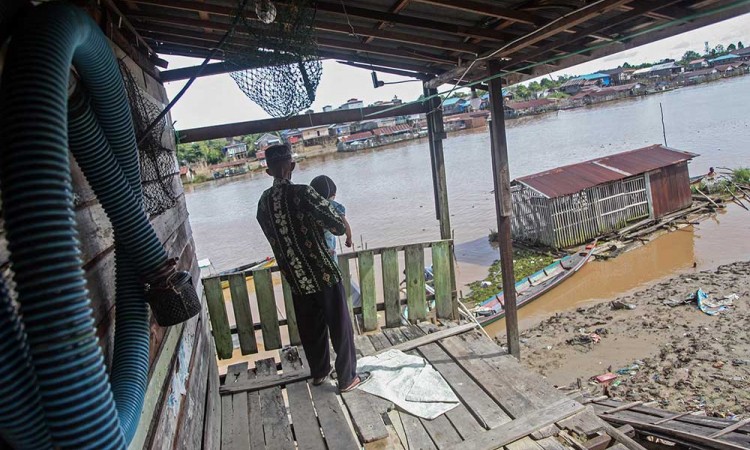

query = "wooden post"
[[487, 60, 520, 359], [425, 87, 452, 240]]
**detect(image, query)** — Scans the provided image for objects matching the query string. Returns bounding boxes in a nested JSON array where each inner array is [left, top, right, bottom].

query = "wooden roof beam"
[[158, 46, 440, 83], [127, 0, 520, 44], [365, 0, 411, 44], [336, 60, 431, 80], [508, 0, 686, 69], [494, 0, 635, 57], [143, 28, 455, 65], [425, 0, 635, 88], [177, 102, 430, 142], [126, 4, 483, 55], [310, 1, 515, 42], [410, 0, 543, 25]]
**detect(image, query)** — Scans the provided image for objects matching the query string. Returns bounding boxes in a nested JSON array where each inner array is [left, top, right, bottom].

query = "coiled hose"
[[0, 2, 200, 448]]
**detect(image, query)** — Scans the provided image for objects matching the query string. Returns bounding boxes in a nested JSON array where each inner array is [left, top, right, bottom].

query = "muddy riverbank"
[[506, 260, 750, 418]]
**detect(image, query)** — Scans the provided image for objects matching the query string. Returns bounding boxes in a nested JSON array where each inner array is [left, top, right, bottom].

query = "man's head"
[[265, 144, 295, 180]]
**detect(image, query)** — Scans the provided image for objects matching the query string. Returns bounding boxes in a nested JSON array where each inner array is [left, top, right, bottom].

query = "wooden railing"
[[202, 239, 456, 360]]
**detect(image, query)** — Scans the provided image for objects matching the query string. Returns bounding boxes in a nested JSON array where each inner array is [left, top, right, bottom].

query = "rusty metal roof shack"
[[511, 145, 697, 248]]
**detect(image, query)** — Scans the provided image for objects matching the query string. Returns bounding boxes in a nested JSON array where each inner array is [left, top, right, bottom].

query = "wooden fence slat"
[[228, 273, 258, 355], [405, 244, 426, 322], [281, 276, 301, 346], [358, 250, 377, 331], [203, 277, 233, 359], [381, 248, 401, 328], [431, 241, 453, 320], [338, 257, 356, 330], [253, 269, 282, 350], [221, 362, 251, 450]]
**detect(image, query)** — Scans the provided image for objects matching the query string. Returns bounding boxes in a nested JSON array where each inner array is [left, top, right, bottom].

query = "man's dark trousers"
[[292, 281, 357, 388]]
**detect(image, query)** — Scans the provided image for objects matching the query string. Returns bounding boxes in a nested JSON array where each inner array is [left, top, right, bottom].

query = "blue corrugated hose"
[[0, 2, 193, 448]]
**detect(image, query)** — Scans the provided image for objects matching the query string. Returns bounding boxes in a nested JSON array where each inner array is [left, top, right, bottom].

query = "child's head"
[[310, 175, 337, 199]]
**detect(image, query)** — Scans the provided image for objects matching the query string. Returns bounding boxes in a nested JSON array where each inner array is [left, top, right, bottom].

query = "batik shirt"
[[257, 178, 346, 295]]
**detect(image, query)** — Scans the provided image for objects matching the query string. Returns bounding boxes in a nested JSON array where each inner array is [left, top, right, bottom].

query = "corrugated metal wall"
[[512, 175, 651, 248], [648, 162, 692, 218]]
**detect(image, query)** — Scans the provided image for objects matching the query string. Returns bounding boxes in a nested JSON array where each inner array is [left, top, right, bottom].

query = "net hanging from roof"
[[118, 60, 179, 217], [225, 0, 322, 118]]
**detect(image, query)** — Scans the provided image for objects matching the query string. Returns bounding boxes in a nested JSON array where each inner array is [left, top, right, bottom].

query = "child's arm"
[[342, 215, 353, 248]]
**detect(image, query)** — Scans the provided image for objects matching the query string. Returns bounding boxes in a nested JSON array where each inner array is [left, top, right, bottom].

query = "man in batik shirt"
[[257, 144, 368, 392]]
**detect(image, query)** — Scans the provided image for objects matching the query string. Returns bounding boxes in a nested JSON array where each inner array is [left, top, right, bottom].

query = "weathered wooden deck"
[[590, 398, 750, 450], [215, 324, 644, 450]]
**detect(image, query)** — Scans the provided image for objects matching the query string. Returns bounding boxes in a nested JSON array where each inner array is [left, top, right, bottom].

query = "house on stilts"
[[511, 145, 697, 248]]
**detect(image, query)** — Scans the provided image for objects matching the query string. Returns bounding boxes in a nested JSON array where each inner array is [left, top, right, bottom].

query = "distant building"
[[339, 98, 364, 110], [511, 145, 697, 248], [300, 125, 331, 146], [255, 133, 282, 151], [559, 78, 588, 95], [442, 97, 469, 115], [375, 117, 398, 128], [714, 62, 749, 77], [688, 58, 708, 70], [708, 54, 740, 65], [559, 73, 610, 95], [280, 128, 302, 142], [322, 105, 333, 112], [578, 73, 612, 85], [223, 142, 248, 160], [179, 166, 195, 183], [328, 123, 354, 137], [208, 159, 250, 176], [504, 98, 555, 117], [673, 67, 720, 85], [479, 90, 513, 109], [731, 47, 750, 61], [600, 67, 635, 85], [570, 83, 643, 105], [632, 61, 682, 78]]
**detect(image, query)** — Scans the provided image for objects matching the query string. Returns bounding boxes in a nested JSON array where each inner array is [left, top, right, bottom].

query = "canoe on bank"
[[473, 242, 597, 326]]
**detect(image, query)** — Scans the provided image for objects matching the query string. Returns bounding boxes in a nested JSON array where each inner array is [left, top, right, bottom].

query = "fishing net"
[[225, 0, 322, 117], [118, 60, 179, 217]]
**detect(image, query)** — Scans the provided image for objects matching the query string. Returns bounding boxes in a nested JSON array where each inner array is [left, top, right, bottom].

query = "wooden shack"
[[511, 145, 697, 248]]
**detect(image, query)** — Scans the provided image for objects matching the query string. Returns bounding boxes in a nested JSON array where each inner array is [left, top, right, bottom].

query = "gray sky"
[[164, 13, 749, 130]]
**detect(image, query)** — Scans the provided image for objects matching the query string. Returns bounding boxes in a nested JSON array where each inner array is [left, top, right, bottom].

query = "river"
[[186, 76, 750, 329]]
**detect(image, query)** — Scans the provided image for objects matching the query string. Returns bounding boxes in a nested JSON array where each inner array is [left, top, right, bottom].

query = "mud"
[[503, 261, 750, 418]]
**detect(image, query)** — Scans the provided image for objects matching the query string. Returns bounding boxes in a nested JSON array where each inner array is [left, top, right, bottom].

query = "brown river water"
[[186, 76, 750, 338]]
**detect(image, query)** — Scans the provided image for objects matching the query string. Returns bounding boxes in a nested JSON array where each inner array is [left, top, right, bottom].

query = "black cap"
[[265, 144, 292, 163]]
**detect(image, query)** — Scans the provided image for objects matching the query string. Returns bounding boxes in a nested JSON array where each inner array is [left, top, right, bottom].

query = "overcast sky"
[[163, 12, 749, 130]]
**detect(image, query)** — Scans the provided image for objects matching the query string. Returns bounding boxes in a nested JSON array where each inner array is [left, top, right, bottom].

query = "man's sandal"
[[340, 372, 371, 393], [312, 368, 333, 386]]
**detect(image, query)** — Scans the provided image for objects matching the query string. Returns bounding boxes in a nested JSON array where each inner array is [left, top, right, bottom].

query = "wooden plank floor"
[[218, 324, 645, 450], [590, 397, 750, 449]]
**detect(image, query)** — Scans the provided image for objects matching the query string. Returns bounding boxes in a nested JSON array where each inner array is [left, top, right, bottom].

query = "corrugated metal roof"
[[578, 73, 610, 80], [709, 54, 740, 63], [372, 124, 411, 136], [442, 97, 466, 106], [515, 145, 698, 198], [341, 131, 373, 143]]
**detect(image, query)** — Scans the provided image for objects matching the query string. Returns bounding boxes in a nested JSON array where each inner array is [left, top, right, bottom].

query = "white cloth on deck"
[[356, 349, 459, 420]]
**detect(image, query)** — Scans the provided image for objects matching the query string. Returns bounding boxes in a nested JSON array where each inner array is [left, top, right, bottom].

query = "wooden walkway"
[[217, 324, 644, 450], [589, 398, 750, 450]]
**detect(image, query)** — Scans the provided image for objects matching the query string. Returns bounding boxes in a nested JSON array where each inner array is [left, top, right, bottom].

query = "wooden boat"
[[473, 242, 597, 326], [218, 257, 276, 288]]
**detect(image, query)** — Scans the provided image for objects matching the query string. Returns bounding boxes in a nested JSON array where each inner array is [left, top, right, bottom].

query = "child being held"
[[310, 175, 353, 261]]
